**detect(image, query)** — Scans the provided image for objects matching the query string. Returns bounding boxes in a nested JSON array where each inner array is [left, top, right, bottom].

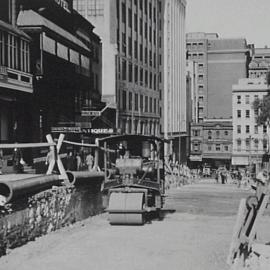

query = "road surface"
[[1, 179, 270, 270]]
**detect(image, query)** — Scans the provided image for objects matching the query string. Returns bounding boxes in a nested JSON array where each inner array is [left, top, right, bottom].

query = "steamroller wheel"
[[108, 192, 145, 225]]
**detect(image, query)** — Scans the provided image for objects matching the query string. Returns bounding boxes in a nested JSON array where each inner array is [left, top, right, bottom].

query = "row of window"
[[192, 130, 229, 138], [236, 124, 267, 134], [121, 90, 159, 114], [74, 0, 105, 16], [0, 30, 30, 73], [236, 139, 267, 151], [121, 0, 162, 26], [43, 33, 91, 75], [120, 117, 159, 136], [236, 94, 259, 104], [236, 109, 258, 118], [192, 143, 229, 152], [121, 60, 159, 90], [120, 35, 161, 67]]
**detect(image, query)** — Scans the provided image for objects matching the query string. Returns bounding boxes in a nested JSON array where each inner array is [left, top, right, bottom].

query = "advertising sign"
[[81, 110, 101, 117]]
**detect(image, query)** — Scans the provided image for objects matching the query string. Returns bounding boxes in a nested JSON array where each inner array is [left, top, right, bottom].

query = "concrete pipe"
[[0, 174, 61, 204], [66, 171, 104, 185]]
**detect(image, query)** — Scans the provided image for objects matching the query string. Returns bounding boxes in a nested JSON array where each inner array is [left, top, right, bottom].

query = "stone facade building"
[[232, 78, 268, 169]]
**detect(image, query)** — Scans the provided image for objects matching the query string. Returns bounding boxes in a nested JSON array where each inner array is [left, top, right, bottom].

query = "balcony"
[[0, 66, 33, 94]]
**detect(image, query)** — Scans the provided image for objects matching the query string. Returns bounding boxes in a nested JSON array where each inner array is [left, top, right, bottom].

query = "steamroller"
[[98, 135, 166, 225]]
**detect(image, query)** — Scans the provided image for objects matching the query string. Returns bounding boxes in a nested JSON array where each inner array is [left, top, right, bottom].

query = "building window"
[[246, 125, 250, 134], [208, 131, 212, 140], [134, 14, 138, 32], [237, 125, 241, 134], [254, 139, 259, 149], [145, 70, 148, 87], [237, 139, 241, 151], [129, 92, 132, 111], [128, 62, 132, 82], [134, 65, 138, 84], [122, 90, 126, 110], [263, 125, 267, 133], [128, 8, 132, 28], [140, 94, 144, 112], [216, 130, 220, 138], [122, 3, 126, 23], [245, 95, 250, 104], [237, 95, 241, 104], [149, 97, 152, 112], [246, 138, 250, 149], [193, 142, 200, 151], [140, 68, 143, 85], [224, 130, 228, 136], [128, 37, 132, 56], [224, 145, 229, 151], [145, 96, 148, 112], [237, 110, 241, 118], [193, 130, 200, 136], [122, 59, 126, 80], [134, 93, 138, 111], [263, 139, 268, 151], [215, 144, 221, 151], [254, 125, 258, 134], [246, 110, 250, 118]]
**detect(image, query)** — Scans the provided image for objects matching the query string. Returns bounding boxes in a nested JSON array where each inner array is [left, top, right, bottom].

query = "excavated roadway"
[[1, 179, 270, 270]]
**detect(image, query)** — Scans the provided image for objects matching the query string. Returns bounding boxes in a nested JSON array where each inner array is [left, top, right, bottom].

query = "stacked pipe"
[[66, 171, 105, 185], [0, 174, 61, 205]]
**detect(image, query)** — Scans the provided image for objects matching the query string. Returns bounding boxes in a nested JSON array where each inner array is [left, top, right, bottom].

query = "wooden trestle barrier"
[[227, 179, 270, 268]]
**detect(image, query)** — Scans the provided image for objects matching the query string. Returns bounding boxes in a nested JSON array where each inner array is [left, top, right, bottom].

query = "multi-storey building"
[[187, 32, 250, 168], [249, 47, 270, 79], [162, 0, 186, 162], [12, 0, 103, 143], [0, 1, 33, 143], [232, 78, 268, 170], [74, 0, 163, 137]]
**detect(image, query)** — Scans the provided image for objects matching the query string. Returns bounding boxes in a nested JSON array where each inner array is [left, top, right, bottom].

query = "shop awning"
[[17, 10, 90, 53], [231, 156, 249, 166]]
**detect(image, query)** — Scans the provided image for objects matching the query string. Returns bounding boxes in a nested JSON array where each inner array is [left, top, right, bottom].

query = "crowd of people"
[[165, 161, 197, 189]]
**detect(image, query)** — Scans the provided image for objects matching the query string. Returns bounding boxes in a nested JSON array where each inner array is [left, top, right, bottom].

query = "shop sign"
[[189, 155, 202, 162], [89, 128, 115, 135], [51, 126, 81, 133], [54, 0, 71, 13], [81, 110, 101, 117]]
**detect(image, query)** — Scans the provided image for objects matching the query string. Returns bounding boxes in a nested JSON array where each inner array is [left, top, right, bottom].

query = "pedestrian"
[[75, 152, 82, 171], [66, 151, 76, 171], [86, 151, 94, 171], [237, 171, 242, 188], [12, 147, 23, 173]]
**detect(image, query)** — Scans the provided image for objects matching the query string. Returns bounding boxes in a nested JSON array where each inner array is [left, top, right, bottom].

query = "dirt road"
[[1, 179, 270, 270]]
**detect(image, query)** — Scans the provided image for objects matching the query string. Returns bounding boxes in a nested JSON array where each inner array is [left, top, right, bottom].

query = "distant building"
[[249, 47, 270, 79], [161, 0, 187, 162], [189, 119, 232, 168], [232, 78, 268, 169], [74, 0, 163, 136], [187, 32, 250, 168]]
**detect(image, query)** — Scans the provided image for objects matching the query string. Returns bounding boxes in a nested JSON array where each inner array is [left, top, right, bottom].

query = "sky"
[[186, 0, 270, 48]]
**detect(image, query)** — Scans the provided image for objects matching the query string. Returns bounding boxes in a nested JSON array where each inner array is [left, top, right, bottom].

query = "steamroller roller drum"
[[107, 192, 145, 225]]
